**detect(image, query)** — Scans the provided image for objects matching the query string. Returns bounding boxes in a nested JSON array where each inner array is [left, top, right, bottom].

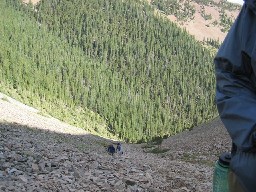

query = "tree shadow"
[[0, 121, 115, 154], [0, 121, 128, 191]]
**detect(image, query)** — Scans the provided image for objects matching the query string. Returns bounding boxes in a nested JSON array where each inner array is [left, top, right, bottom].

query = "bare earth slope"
[[0, 94, 231, 191], [166, 2, 241, 42], [22, 0, 40, 4]]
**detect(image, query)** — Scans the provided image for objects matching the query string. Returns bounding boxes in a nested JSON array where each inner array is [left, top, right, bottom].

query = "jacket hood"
[[245, 0, 256, 14]]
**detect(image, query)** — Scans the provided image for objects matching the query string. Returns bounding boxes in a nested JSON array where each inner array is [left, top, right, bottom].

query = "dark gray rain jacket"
[[215, 0, 256, 191]]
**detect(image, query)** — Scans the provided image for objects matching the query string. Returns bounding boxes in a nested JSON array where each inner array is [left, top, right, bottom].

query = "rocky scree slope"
[[0, 94, 231, 191]]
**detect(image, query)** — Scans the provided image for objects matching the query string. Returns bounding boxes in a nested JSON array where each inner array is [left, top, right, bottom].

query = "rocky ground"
[[0, 93, 231, 192]]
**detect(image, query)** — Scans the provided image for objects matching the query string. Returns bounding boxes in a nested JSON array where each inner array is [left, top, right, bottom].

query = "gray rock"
[[7, 168, 18, 174], [18, 175, 28, 183], [18, 158, 28, 163], [31, 163, 39, 172]]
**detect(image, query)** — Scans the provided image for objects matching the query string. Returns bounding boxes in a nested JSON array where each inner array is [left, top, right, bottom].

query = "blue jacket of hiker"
[[215, 1, 256, 191], [107, 145, 115, 154]]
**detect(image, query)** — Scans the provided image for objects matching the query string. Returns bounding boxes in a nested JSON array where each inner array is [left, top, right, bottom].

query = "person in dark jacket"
[[107, 144, 115, 156], [215, 0, 256, 191]]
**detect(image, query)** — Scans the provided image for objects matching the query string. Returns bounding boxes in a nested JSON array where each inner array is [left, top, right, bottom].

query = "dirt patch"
[[166, 1, 241, 42], [22, 0, 40, 5]]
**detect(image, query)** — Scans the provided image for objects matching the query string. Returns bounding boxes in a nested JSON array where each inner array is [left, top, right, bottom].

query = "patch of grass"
[[181, 153, 196, 161], [37, 110, 51, 118], [1, 96, 9, 102], [181, 152, 215, 167], [141, 144, 155, 149]]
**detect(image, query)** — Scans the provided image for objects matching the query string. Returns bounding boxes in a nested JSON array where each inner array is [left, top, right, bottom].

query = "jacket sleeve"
[[215, 3, 256, 152]]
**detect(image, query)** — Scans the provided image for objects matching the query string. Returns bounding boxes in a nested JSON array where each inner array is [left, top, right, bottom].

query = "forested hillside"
[[0, 0, 112, 138], [1, 0, 218, 143]]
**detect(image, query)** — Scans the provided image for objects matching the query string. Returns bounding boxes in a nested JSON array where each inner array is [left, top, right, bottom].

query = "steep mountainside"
[[0, 93, 231, 191], [2, 0, 218, 142], [0, 3, 236, 191]]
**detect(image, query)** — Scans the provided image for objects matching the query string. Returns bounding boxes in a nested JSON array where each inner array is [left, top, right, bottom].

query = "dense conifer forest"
[[0, 0, 218, 142]]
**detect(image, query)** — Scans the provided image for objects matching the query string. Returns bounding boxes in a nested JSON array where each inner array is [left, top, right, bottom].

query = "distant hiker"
[[116, 143, 123, 155], [107, 144, 115, 156]]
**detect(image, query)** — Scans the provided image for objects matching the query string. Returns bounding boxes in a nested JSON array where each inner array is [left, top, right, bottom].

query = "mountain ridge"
[[22, 0, 241, 42]]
